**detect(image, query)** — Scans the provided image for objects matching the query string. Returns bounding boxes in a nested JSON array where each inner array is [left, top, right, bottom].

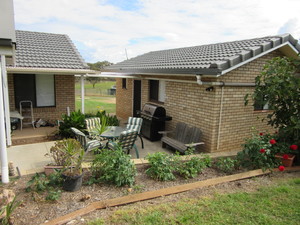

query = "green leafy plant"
[[59, 110, 86, 138], [0, 196, 20, 225], [45, 189, 61, 201], [237, 132, 280, 171], [26, 170, 64, 201], [177, 157, 209, 179], [26, 173, 49, 193], [86, 110, 120, 126], [245, 56, 300, 144], [90, 146, 136, 187], [215, 157, 237, 174], [145, 152, 180, 181]]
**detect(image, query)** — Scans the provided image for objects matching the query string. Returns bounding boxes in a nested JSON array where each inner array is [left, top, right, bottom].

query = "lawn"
[[75, 81, 116, 114], [89, 178, 300, 225]]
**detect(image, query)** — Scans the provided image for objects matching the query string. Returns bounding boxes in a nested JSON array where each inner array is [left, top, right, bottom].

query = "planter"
[[44, 165, 64, 176], [275, 153, 295, 167], [62, 173, 83, 192]]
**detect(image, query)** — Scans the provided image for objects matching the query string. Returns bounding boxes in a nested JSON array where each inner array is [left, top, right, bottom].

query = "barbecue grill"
[[140, 103, 172, 141]]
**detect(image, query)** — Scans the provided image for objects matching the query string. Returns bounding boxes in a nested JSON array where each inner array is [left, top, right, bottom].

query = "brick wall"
[[115, 50, 283, 152], [116, 78, 133, 119], [8, 74, 75, 123]]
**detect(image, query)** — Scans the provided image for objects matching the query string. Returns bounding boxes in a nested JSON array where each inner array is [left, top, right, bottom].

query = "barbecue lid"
[[142, 103, 166, 117]]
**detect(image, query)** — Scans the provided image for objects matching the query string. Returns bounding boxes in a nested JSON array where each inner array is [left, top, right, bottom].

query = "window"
[[122, 78, 127, 89], [14, 74, 55, 108], [254, 94, 269, 111], [149, 80, 165, 103]]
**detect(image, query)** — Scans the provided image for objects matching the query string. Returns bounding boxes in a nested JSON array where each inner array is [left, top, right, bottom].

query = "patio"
[[7, 126, 174, 175]]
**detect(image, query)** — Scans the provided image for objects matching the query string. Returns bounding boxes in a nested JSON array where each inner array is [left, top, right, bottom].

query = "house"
[[103, 34, 300, 153], [6, 30, 92, 124]]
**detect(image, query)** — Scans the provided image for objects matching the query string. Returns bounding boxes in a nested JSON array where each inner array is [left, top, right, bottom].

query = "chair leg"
[[139, 134, 144, 149], [133, 144, 139, 159]]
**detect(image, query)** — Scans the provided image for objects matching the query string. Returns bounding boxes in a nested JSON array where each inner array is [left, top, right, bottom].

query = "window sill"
[[149, 100, 164, 105], [253, 110, 273, 113]]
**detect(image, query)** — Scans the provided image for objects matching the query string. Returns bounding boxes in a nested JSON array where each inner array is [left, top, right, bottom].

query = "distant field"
[[75, 81, 116, 114]]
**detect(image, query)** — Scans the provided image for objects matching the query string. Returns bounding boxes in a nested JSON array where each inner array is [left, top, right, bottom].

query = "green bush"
[[90, 146, 136, 187], [178, 156, 210, 179], [59, 110, 86, 138], [215, 157, 237, 174], [59, 110, 120, 138], [237, 132, 280, 171], [26, 171, 64, 201], [145, 152, 180, 181]]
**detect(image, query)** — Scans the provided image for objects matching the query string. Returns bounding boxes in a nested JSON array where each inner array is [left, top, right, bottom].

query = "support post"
[[80, 75, 85, 114], [1, 55, 11, 146], [0, 55, 9, 183]]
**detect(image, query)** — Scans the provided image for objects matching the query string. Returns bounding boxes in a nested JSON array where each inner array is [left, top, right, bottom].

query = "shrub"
[[237, 132, 280, 171], [215, 157, 237, 174], [90, 146, 136, 187], [59, 110, 120, 138], [177, 156, 210, 179], [145, 152, 180, 181], [26, 171, 64, 201], [59, 110, 86, 138]]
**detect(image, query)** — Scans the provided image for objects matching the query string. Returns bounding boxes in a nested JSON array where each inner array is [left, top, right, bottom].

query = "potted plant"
[[45, 139, 85, 191], [44, 139, 70, 176], [275, 144, 298, 167], [60, 139, 85, 192]]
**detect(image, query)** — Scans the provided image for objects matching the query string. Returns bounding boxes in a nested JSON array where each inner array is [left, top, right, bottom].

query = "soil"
[[2, 165, 300, 225]]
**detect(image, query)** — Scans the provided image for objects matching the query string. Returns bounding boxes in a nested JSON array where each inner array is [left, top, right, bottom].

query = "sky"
[[14, 0, 300, 64]]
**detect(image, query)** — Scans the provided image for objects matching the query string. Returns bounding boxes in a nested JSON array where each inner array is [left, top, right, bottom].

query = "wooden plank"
[[43, 166, 300, 225]]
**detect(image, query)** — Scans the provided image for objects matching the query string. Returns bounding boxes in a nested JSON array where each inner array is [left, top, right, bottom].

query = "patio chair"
[[108, 130, 140, 158], [85, 117, 101, 138], [70, 127, 103, 152], [126, 117, 144, 149]]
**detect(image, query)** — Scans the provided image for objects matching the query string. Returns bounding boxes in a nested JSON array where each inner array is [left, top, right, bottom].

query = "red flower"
[[269, 139, 276, 145], [278, 165, 285, 171], [290, 145, 298, 151], [259, 149, 266, 153], [283, 154, 289, 160], [259, 132, 264, 136]]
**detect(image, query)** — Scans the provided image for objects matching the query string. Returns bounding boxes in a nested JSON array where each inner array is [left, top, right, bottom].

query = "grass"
[[88, 177, 300, 225], [75, 81, 116, 114]]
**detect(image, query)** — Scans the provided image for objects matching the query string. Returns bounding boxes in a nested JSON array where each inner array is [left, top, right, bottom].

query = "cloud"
[[14, 0, 300, 63]]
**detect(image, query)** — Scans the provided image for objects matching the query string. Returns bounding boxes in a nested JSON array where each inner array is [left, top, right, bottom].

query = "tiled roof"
[[106, 34, 300, 75], [14, 30, 89, 69]]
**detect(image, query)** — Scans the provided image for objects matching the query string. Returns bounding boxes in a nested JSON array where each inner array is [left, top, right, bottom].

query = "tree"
[[86, 61, 113, 88], [246, 56, 300, 142]]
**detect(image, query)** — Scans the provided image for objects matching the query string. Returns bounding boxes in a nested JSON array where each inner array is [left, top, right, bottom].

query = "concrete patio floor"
[[7, 134, 175, 176], [6, 126, 239, 177]]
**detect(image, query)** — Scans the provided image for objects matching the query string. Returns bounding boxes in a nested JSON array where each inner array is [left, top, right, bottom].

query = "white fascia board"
[[220, 42, 300, 76], [6, 67, 96, 75]]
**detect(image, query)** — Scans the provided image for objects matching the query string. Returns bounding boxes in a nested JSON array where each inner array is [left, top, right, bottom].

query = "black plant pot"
[[62, 173, 83, 192]]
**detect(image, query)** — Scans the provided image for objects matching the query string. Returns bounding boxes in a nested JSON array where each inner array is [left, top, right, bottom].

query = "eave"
[[6, 67, 97, 75]]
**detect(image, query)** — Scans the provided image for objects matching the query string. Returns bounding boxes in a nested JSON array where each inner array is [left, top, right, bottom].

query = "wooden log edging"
[[43, 166, 300, 225]]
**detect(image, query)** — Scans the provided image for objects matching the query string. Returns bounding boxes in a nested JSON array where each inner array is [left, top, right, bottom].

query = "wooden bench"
[[159, 122, 204, 154]]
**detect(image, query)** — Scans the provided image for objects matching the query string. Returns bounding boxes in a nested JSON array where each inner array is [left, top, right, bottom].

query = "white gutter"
[[196, 75, 255, 87], [7, 67, 96, 75], [0, 55, 9, 183]]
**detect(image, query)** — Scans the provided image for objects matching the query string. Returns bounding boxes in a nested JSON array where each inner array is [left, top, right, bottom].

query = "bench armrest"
[[158, 131, 173, 137], [184, 142, 205, 147]]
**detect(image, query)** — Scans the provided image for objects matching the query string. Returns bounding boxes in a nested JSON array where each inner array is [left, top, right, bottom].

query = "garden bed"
[[2, 164, 300, 225]]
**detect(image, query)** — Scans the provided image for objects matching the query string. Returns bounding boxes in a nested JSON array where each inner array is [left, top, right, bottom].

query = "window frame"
[[13, 74, 56, 108], [149, 80, 165, 103]]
